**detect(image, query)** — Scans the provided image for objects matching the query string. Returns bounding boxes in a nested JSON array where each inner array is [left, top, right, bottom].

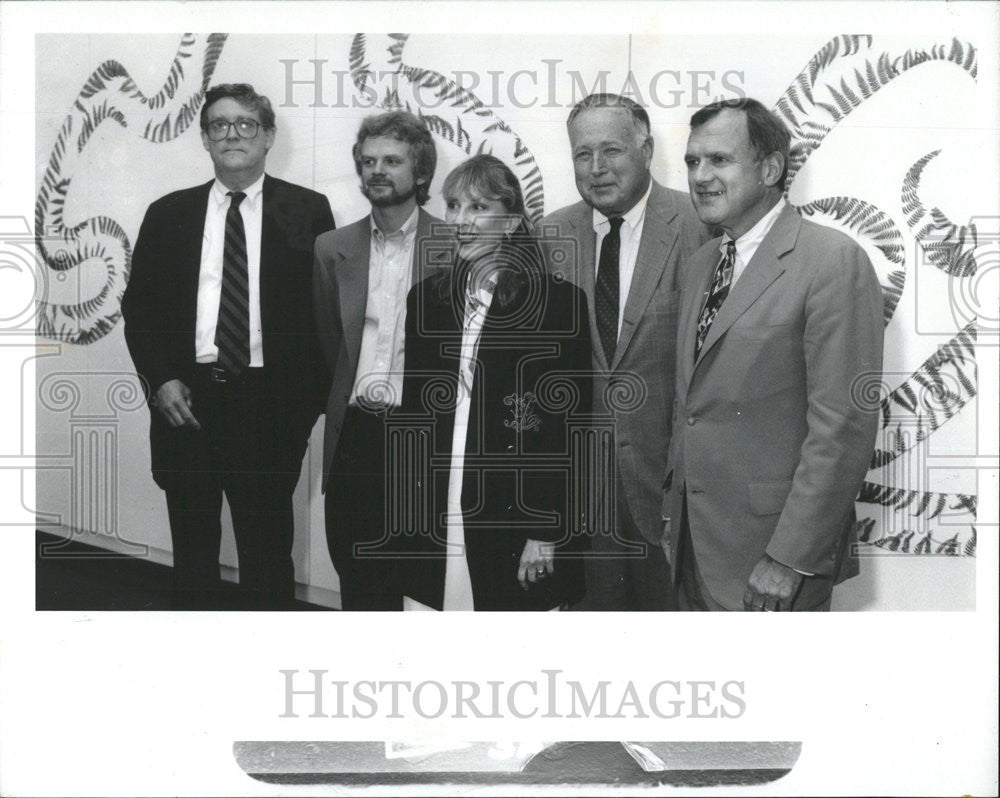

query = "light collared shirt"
[[351, 206, 420, 406], [722, 197, 787, 287], [196, 173, 265, 365], [591, 178, 653, 336]]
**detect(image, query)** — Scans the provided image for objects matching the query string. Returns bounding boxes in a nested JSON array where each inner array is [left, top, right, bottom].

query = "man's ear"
[[762, 151, 785, 188]]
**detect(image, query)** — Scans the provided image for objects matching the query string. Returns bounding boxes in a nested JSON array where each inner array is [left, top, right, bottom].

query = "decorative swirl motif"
[[870, 322, 976, 469], [775, 35, 979, 326], [797, 197, 905, 326], [535, 373, 585, 414], [602, 372, 647, 413], [35, 33, 228, 344], [106, 376, 148, 414], [849, 371, 891, 413], [355, 377, 401, 410], [419, 373, 459, 414], [349, 33, 545, 222], [38, 374, 83, 414], [902, 150, 978, 277], [776, 35, 977, 187]]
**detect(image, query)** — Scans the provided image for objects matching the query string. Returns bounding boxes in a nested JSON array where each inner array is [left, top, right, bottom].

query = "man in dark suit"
[[541, 94, 711, 610], [313, 112, 443, 610], [122, 83, 334, 610], [664, 98, 883, 611]]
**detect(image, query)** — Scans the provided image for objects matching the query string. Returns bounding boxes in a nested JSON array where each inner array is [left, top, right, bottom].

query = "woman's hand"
[[518, 539, 555, 590]]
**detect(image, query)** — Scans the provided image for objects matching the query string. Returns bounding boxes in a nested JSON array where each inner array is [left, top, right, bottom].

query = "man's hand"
[[518, 539, 554, 590], [743, 554, 804, 611], [154, 379, 201, 429]]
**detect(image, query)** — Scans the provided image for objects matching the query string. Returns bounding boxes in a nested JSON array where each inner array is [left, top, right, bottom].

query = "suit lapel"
[[259, 175, 281, 344], [680, 244, 718, 390], [694, 204, 801, 369], [614, 183, 678, 370], [336, 217, 373, 375], [566, 205, 604, 370]]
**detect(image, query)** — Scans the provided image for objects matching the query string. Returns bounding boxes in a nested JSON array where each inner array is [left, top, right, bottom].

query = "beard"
[[361, 178, 417, 207]]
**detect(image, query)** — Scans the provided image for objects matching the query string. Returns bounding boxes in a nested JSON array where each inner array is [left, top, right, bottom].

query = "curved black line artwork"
[[35, 33, 228, 345], [349, 33, 546, 224]]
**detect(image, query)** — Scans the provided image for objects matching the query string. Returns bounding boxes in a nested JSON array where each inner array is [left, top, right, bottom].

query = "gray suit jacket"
[[312, 208, 446, 489], [540, 180, 712, 544], [664, 204, 884, 610]]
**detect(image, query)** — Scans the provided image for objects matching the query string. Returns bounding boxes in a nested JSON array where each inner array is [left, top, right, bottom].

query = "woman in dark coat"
[[399, 154, 592, 611]]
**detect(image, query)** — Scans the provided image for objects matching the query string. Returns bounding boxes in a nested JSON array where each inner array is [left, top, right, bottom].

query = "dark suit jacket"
[[312, 208, 447, 490], [664, 204, 884, 610], [540, 180, 712, 544], [121, 174, 335, 489], [398, 269, 593, 610]]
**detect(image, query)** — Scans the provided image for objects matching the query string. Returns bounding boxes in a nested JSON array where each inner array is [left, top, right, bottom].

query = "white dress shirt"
[[722, 197, 787, 286], [196, 174, 265, 365], [403, 276, 494, 612], [591, 179, 653, 335], [351, 206, 419, 407]]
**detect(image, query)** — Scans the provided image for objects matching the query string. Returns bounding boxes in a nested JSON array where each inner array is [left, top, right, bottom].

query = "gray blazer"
[[312, 208, 446, 489], [540, 180, 712, 544], [664, 204, 884, 610]]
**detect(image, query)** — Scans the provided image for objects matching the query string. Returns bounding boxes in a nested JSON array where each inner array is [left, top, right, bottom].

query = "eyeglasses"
[[205, 118, 262, 141]]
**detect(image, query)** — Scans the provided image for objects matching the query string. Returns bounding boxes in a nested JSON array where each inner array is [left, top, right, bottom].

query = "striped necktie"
[[695, 240, 736, 359], [215, 190, 250, 376], [595, 216, 624, 366]]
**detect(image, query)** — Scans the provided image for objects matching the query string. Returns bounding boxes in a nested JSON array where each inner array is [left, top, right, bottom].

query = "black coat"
[[121, 175, 335, 489], [398, 267, 593, 610]]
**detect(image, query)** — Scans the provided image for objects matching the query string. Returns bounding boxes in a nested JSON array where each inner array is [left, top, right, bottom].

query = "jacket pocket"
[[747, 481, 794, 516]]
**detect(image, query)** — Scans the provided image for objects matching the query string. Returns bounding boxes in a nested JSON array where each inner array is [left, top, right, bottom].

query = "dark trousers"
[[163, 366, 307, 610], [324, 406, 403, 611], [577, 484, 676, 611]]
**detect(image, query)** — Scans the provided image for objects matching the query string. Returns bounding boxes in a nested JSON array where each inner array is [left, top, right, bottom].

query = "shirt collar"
[[591, 178, 652, 235], [721, 197, 787, 257], [211, 172, 265, 209], [371, 206, 420, 243]]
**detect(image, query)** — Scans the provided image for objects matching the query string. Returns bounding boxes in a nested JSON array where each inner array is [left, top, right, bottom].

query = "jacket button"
[[687, 417, 696, 426], [506, 444, 515, 451]]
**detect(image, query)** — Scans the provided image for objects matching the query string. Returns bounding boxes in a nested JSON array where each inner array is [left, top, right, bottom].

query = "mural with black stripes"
[[35, 32, 980, 565]]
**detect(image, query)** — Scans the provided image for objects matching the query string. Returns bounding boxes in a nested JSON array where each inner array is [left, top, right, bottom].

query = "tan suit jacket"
[[312, 208, 446, 490], [541, 180, 711, 544], [664, 204, 884, 610]]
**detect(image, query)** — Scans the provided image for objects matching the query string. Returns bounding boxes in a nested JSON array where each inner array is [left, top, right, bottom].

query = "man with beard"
[[313, 111, 444, 610]]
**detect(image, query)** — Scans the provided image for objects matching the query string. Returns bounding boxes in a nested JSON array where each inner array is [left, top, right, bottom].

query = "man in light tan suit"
[[664, 98, 884, 611], [313, 111, 444, 610], [542, 94, 712, 610]]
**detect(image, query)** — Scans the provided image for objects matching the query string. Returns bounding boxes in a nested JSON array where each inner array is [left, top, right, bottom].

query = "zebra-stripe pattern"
[[349, 33, 546, 223], [36, 33, 228, 345]]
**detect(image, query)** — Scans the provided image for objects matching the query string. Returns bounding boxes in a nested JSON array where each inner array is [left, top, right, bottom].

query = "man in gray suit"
[[664, 98, 883, 611], [541, 94, 711, 610], [313, 112, 443, 610]]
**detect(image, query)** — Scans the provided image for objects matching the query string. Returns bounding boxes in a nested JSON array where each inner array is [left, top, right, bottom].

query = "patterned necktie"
[[595, 216, 624, 366], [695, 240, 736, 359], [215, 191, 250, 376]]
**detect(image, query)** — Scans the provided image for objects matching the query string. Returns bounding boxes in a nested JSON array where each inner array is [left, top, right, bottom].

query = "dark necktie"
[[595, 216, 624, 366], [695, 240, 737, 359], [215, 191, 250, 376]]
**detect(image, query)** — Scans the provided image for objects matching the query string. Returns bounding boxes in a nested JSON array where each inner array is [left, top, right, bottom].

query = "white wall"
[[34, 32, 988, 609]]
